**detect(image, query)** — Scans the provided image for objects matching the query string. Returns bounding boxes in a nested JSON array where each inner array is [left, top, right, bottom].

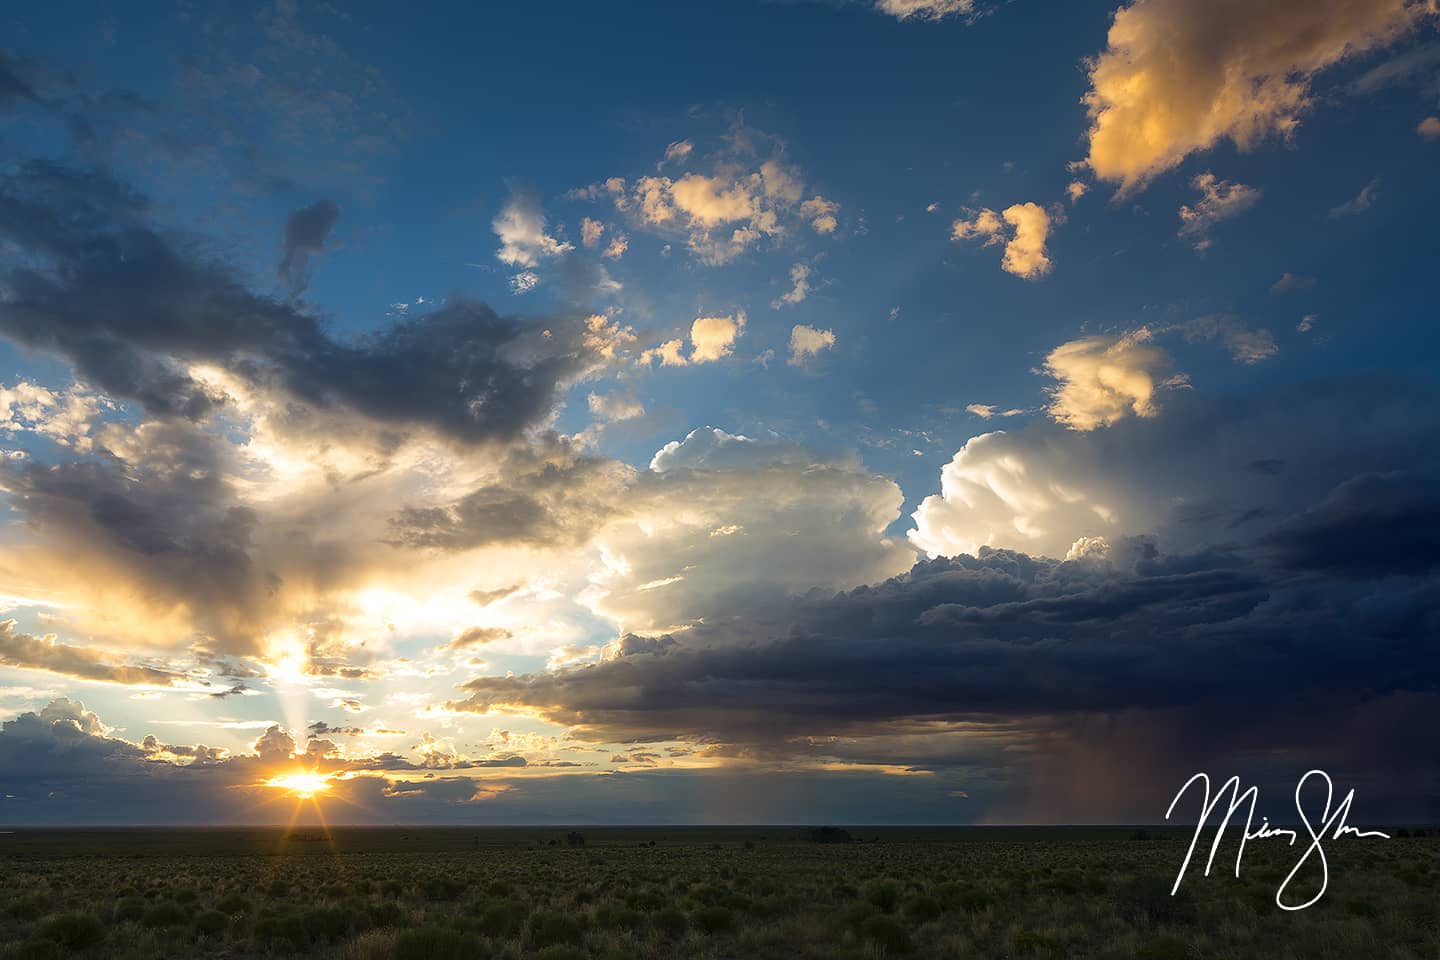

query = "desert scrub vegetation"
[[0, 826, 1436, 959]]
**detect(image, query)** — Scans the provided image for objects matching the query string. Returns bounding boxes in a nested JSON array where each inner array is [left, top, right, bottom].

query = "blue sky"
[[1, 0, 1438, 825]]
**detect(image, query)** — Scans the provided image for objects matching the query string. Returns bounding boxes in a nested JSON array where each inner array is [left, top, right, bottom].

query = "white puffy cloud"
[[951, 202, 1054, 279], [508, 271, 540, 295], [493, 189, 573, 267], [773, 262, 813, 307], [1081, 0, 1428, 192], [588, 428, 915, 629], [911, 378, 1439, 561], [875, 0, 974, 20], [574, 130, 840, 264], [1042, 329, 1183, 431], [788, 324, 837, 365], [602, 233, 628, 259], [643, 313, 746, 366], [1066, 181, 1089, 203], [1419, 116, 1440, 139], [965, 403, 1024, 420], [1177, 173, 1261, 251]]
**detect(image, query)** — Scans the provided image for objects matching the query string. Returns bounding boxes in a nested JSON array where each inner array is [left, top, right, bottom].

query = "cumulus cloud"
[[1419, 116, 1440, 139], [1177, 173, 1261, 251], [0, 621, 189, 686], [1041, 329, 1181, 431], [951, 202, 1054, 279], [773, 262, 814, 307], [572, 127, 840, 264], [580, 217, 605, 248], [1270, 272, 1315, 294], [911, 376, 1439, 560], [788, 324, 837, 365], [641, 313, 746, 366], [493, 188, 573, 267], [277, 199, 340, 297], [1081, 0, 1429, 192]]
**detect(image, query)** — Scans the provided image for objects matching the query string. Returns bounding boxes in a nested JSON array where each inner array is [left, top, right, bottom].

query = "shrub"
[[1117, 876, 1197, 926], [10, 941, 64, 960], [477, 898, 527, 938], [421, 877, 466, 901], [860, 915, 912, 954], [691, 906, 737, 935], [393, 926, 486, 960], [840, 900, 878, 932], [864, 880, 899, 913], [380, 880, 405, 898], [214, 893, 251, 916], [113, 897, 147, 923], [596, 903, 645, 931], [172, 888, 199, 905], [191, 909, 228, 937], [367, 900, 406, 927], [264, 879, 291, 898], [652, 907, 688, 938], [530, 910, 584, 948], [7, 894, 52, 921], [534, 948, 587, 960], [902, 896, 941, 923], [140, 901, 188, 928], [37, 912, 106, 950], [1136, 935, 1192, 960]]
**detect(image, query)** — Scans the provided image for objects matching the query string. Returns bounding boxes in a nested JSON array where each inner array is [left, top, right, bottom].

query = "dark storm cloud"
[[1261, 471, 1440, 577], [0, 51, 42, 107], [277, 198, 340, 297], [0, 162, 596, 443]]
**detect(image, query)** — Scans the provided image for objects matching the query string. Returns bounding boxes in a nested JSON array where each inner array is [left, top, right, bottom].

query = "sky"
[[1, 0, 1438, 826]]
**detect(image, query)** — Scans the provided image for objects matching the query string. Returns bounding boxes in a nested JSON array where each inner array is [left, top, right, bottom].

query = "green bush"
[[191, 908, 228, 937], [213, 893, 251, 915], [529, 910, 584, 947], [476, 898, 527, 938], [902, 895, 941, 923], [37, 912, 106, 950], [534, 948, 587, 960], [1117, 876, 1197, 926], [10, 941, 64, 960], [861, 915, 912, 954], [653, 907, 688, 938], [1136, 935, 1192, 960], [595, 903, 645, 931], [691, 906, 737, 935], [113, 897, 147, 923], [394, 926, 486, 960], [140, 901, 188, 928], [7, 894, 52, 922], [864, 880, 899, 913]]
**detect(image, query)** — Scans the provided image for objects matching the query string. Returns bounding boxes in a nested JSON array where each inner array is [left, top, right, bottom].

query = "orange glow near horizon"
[[265, 771, 333, 799]]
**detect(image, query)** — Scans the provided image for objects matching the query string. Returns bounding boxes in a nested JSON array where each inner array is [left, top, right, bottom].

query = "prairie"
[[0, 827, 1435, 959]]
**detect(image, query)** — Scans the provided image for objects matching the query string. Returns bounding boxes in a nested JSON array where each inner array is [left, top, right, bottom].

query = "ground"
[[0, 827, 1435, 958]]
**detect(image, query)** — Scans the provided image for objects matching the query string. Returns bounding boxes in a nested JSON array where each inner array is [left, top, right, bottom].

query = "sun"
[[265, 771, 333, 799]]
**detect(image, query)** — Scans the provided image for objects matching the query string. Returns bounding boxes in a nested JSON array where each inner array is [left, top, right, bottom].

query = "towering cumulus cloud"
[[1082, 0, 1429, 191]]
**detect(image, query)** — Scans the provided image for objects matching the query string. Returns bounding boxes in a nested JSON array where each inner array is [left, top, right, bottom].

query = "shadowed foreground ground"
[[0, 827, 1436, 959]]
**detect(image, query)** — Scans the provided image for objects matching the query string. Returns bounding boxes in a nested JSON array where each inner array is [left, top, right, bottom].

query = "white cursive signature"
[[1165, 769, 1390, 911]]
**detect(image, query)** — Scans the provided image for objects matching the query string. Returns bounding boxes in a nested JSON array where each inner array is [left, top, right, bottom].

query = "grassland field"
[[0, 826, 1436, 959]]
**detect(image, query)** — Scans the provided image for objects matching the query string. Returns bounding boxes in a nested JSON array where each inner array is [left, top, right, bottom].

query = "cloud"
[[788, 324, 837, 365], [1419, 116, 1440, 139], [875, 0, 975, 21], [965, 404, 1024, 419], [1298, 314, 1318, 333], [951, 202, 1054, 279], [587, 391, 646, 423], [773, 262, 814, 307], [1041, 329, 1181, 431], [1177, 173, 1261, 252], [910, 376, 1440, 560], [1066, 181, 1088, 203], [276, 199, 340, 298], [662, 140, 693, 166], [0, 621, 189, 687], [1182, 315, 1278, 365], [493, 188, 573, 267], [574, 127, 840, 264], [1081, 0, 1428, 192], [1329, 178, 1381, 217], [0, 163, 596, 446], [581, 217, 605, 248], [1270, 272, 1315, 294], [508, 270, 540, 294], [642, 313, 746, 366]]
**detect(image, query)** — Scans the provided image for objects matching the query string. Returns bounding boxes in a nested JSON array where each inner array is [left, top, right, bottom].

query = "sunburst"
[[265, 771, 333, 799]]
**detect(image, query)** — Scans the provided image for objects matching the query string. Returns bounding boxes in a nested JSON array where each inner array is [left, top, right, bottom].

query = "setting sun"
[[265, 771, 333, 799]]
